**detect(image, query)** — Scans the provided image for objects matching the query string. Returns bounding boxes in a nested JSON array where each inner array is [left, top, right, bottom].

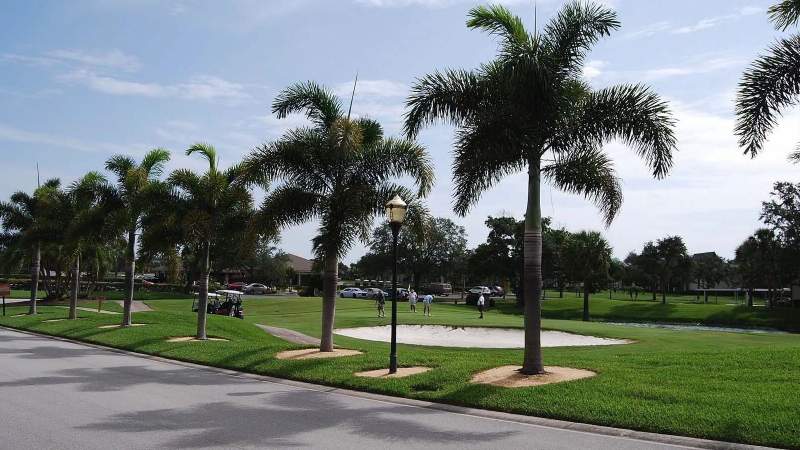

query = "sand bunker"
[[98, 323, 147, 329], [471, 365, 596, 387], [166, 336, 229, 342], [335, 325, 630, 348], [275, 348, 363, 360], [355, 367, 432, 379]]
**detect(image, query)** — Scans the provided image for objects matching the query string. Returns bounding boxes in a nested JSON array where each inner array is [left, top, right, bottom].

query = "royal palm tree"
[[563, 231, 611, 321], [244, 81, 434, 352], [404, 2, 677, 374], [63, 172, 109, 320], [736, 0, 800, 160], [163, 144, 254, 340], [105, 149, 170, 327], [0, 179, 61, 314]]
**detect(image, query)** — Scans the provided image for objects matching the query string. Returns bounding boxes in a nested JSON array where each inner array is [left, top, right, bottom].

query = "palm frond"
[[769, 0, 800, 31], [140, 148, 171, 177], [542, 147, 623, 225], [542, 0, 619, 76], [105, 155, 135, 181], [467, 4, 531, 56], [575, 84, 677, 178], [361, 137, 435, 196], [735, 34, 800, 157], [258, 185, 321, 231], [168, 169, 203, 199], [186, 143, 218, 172], [404, 69, 485, 138], [272, 81, 343, 129]]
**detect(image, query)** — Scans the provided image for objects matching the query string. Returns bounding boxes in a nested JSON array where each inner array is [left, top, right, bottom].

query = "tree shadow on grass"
[[78, 390, 517, 448]]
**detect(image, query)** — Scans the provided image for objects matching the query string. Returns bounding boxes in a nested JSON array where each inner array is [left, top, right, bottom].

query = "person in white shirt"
[[477, 293, 485, 319], [422, 294, 433, 316], [409, 290, 418, 312]]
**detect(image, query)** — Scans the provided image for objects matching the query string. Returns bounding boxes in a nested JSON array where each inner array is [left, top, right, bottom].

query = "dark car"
[[465, 286, 496, 306], [226, 281, 247, 291], [489, 285, 505, 298], [386, 287, 409, 300]]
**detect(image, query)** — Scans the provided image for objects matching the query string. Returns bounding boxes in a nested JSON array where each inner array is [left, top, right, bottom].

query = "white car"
[[244, 283, 270, 295], [339, 287, 368, 298], [468, 286, 492, 295]]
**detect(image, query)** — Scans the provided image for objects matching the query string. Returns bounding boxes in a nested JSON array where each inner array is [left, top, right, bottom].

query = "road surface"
[[0, 327, 707, 449]]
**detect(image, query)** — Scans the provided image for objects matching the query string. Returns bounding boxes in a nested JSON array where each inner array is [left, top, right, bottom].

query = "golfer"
[[377, 290, 386, 318], [409, 289, 418, 312], [477, 293, 485, 319], [423, 294, 433, 316]]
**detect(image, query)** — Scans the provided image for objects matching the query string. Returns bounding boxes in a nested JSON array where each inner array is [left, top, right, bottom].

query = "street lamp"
[[385, 194, 407, 374]]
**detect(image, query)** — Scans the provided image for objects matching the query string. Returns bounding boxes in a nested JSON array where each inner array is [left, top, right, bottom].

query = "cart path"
[[0, 327, 717, 450], [116, 300, 153, 312], [56, 306, 120, 315], [255, 324, 321, 346]]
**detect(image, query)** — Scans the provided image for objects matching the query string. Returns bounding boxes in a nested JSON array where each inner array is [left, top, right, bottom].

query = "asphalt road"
[[0, 327, 700, 450]]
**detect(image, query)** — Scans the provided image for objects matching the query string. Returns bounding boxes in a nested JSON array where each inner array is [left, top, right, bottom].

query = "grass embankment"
[[1, 296, 798, 448]]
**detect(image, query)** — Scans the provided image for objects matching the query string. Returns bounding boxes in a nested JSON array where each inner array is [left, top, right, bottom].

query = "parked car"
[[386, 287, 410, 300], [361, 287, 389, 299], [466, 286, 495, 306], [226, 281, 247, 291], [244, 283, 270, 295], [339, 287, 368, 298], [426, 282, 452, 296], [489, 285, 505, 298]]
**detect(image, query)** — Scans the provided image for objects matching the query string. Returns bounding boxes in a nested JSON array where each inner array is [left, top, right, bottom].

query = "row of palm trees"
[[2, 1, 796, 374]]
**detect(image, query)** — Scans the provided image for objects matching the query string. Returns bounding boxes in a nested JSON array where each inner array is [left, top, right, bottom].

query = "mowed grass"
[[1, 296, 799, 448]]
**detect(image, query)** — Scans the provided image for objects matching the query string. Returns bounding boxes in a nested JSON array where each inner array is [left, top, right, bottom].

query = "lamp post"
[[385, 194, 407, 374]]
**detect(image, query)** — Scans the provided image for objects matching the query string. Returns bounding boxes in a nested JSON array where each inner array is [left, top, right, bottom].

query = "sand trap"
[[98, 323, 147, 329], [275, 348, 363, 360], [335, 325, 630, 348], [166, 336, 229, 342], [471, 365, 596, 388], [355, 367, 431, 378]]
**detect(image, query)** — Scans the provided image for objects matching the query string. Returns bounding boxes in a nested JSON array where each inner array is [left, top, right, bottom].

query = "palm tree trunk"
[[521, 158, 544, 375], [583, 280, 590, 322], [29, 241, 41, 315], [196, 241, 210, 340], [320, 254, 338, 352], [122, 227, 136, 327], [69, 252, 80, 320]]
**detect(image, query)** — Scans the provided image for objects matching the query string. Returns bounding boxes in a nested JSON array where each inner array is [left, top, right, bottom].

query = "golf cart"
[[192, 290, 244, 319]]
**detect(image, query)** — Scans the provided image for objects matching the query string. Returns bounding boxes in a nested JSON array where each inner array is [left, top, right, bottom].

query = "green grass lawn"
[[1, 296, 798, 448]]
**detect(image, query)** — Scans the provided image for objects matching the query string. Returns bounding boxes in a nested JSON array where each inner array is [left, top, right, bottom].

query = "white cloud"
[[587, 57, 745, 84], [0, 123, 138, 154], [2, 48, 141, 71], [625, 6, 762, 38], [59, 70, 250, 103], [333, 79, 408, 98], [582, 60, 607, 80]]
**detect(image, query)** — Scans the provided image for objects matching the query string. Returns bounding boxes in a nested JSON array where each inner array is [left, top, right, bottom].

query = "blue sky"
[[1, 0, 799, 263]]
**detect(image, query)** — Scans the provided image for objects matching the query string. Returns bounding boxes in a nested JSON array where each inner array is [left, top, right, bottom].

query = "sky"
[[1, 0, 799, 264]]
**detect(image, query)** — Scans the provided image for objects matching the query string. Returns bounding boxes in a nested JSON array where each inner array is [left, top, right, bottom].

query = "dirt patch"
[[117, 300, 153, 312], [275, 348, 363, 360], [97, 323, 147, 329], [355, 367, 432, 378], [471, 365, 596, 388], [166, 336, 229, 343]]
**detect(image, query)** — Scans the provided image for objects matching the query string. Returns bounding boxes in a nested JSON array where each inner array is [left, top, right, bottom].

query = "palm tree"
[[244, 81, 434, 352], [563, 231, 611, 321], [0, 179, 62, 314], [404, 2, 677, 374], [105, 149, 171, 327], [63, 172, 109, 320], [163, 144, 254, 339], [736, 0, 800, 159]]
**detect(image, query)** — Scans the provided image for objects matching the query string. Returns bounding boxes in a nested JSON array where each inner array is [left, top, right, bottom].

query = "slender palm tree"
[[563, 231, 611, 321], [0, 179, 61, 314], [244, 81, 434, 352], [404, 2, 676, 374], [63, 172, 109, 320], [736, 0, 800, 160], [163, 144, 254, 339], [105, 149, 170, 327]]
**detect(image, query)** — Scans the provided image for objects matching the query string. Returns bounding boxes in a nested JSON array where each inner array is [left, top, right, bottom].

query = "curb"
[[0, 324, 776, 450]]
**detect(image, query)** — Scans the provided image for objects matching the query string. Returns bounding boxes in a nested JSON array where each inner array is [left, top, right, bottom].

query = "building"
[[286, 254, 315, 286]]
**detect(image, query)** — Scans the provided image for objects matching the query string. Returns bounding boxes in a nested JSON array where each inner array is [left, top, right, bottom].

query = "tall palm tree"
[[244, 81, 434, 352], [404, 2, 676, 374], [736, 0, 800, 159], [0, 179, 61, 314], [563, 230, 611, 321], [163, 143, 254, 339], [63, 172, 109, 320], [105, 149, 171, 327]]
